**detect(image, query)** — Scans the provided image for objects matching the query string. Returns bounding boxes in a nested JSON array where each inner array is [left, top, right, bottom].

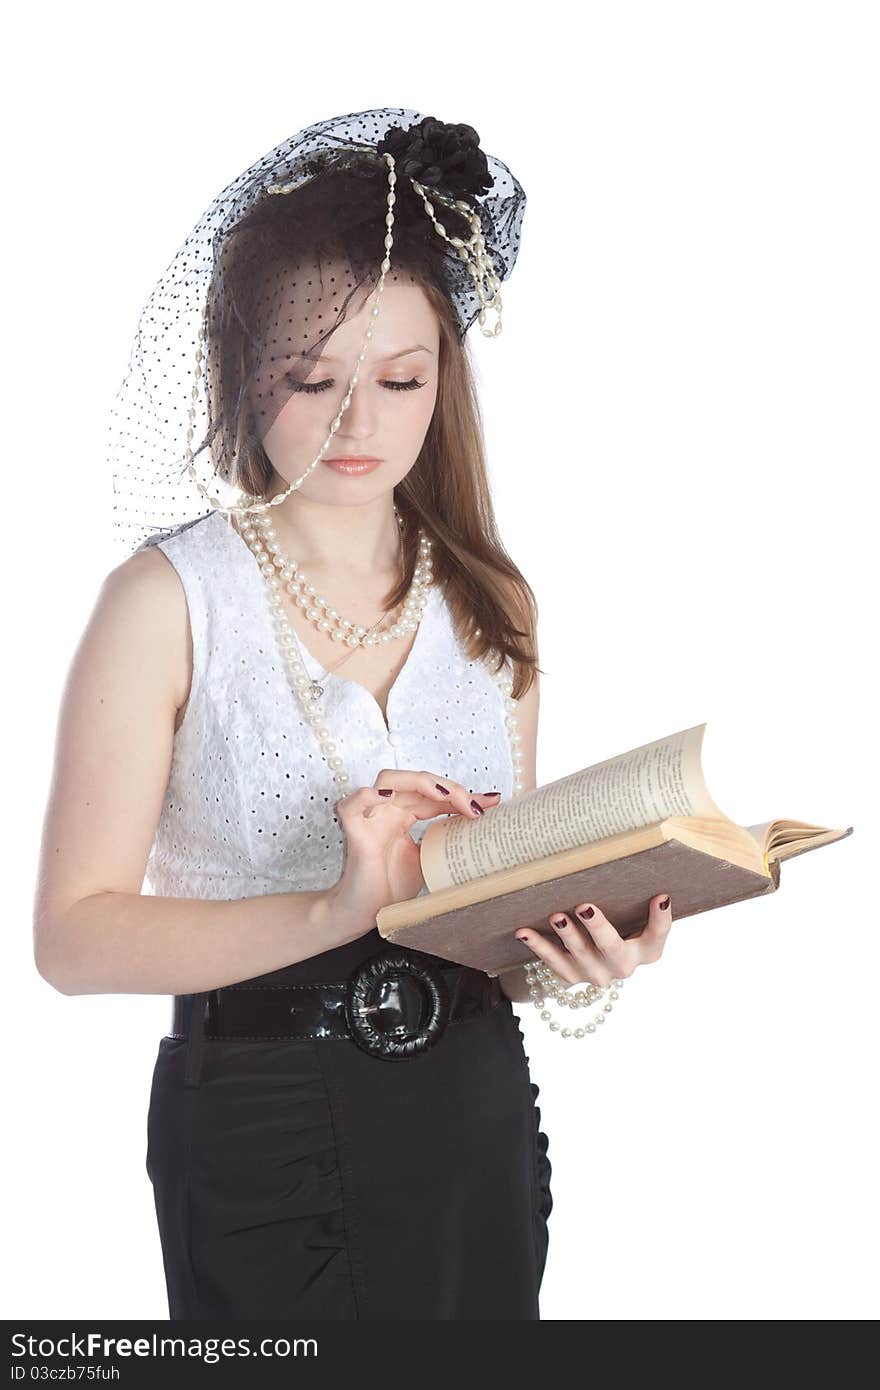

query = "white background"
[[5, 0, 876, 1321]]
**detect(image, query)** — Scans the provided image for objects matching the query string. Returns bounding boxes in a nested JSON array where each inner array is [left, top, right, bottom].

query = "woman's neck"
[[230, 500, 404, 587]]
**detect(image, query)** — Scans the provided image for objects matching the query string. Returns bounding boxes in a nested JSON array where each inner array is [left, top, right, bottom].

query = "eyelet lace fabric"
[[136, 510, 514, 900]]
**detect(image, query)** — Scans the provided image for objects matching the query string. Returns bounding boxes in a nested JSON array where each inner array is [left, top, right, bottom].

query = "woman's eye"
[[383, 377, 425, 392], [285, 374, 426, 395], [286, 377, 332, 395]]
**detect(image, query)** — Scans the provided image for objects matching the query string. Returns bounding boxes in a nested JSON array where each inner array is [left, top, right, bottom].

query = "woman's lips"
[[323, 457, 382, 475]]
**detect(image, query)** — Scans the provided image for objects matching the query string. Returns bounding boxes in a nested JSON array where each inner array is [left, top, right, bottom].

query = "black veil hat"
[[107, 107, 527, 558]]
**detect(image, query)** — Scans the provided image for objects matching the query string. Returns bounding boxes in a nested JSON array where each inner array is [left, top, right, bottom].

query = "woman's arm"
[[33, 549, 344, 997], [498, 661, 540, 1004], [39, 888, 339, 997]]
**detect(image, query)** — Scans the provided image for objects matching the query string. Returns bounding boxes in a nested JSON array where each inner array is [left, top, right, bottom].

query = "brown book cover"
[[375, 723, 853, 978]]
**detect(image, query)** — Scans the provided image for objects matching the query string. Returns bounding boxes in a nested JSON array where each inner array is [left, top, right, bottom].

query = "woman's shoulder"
[[98, 528, 202, 710], [107, 511, 220, 617], [107, 516, 210, 602]]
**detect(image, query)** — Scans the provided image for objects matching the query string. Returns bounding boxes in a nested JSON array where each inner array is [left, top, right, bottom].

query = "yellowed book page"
[[743, 818, 847, 866], [420, 722, 728, 892]]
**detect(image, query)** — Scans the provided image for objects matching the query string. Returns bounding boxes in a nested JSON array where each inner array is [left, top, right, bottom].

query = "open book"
[[375, 723, 853, 980]]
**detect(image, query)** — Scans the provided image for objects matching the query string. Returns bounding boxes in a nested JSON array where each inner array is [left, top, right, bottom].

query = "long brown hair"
[[206, 250, 541, 701]]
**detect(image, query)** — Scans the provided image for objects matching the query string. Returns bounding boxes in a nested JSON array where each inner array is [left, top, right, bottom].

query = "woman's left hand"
[[514, 893, 673, 986]]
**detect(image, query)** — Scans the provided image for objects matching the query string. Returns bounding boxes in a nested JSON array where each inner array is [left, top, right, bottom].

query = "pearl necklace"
[[237, 509, 506, 789], [524, 963, 624, 1039], [235, 503, 418, 699], [237, 509, 616, 1042]]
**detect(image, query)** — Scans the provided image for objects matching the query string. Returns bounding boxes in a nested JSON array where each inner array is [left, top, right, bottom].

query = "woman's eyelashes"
[[286, 374, 427, 395]]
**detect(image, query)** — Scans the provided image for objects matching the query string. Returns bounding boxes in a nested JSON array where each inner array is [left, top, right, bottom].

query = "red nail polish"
[[576, 905, 595, 920], [470, 800, 484, 815], [378, 788, 393, 796], [659, 896, 670, 910], [435, 784, 451, 795]]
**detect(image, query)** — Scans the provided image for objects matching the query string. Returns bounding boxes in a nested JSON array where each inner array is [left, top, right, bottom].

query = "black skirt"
[[145, 931, 553, 1321]]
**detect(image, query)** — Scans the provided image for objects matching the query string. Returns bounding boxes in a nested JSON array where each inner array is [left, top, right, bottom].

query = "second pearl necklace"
[[235, 505, 438, 769]]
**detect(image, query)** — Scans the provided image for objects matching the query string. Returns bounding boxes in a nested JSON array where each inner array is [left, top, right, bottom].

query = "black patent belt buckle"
[[345, 948, 452, 1061], [169, 948, 498, 1064]]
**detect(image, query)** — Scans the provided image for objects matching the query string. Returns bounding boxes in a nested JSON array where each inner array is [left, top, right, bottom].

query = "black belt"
[[171, 947, 503, 1080]]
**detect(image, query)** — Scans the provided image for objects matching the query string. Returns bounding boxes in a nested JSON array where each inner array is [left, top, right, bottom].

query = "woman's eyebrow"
[[294, 345, 434, 364]]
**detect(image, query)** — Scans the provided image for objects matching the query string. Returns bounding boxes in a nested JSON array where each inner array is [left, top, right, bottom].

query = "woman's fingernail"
[[575, 905, 595, 920], [659, 896, 670, 910], [482, 790, 501, 797], [552, 916, 567, 930], [435, 783, 451, 795], [516, 933, 529, 942], [378, 788, 393, 796], [470, 799, 484, 815]]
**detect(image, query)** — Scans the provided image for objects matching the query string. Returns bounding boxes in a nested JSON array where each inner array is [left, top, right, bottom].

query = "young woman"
[[33, 109, 673, 1320]]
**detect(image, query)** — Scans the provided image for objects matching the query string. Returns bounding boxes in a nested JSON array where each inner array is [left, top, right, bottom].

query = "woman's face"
[[248, 260, 441, 506]]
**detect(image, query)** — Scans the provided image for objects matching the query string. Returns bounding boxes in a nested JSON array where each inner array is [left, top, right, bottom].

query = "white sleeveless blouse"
[[136, 510, 515, 901]]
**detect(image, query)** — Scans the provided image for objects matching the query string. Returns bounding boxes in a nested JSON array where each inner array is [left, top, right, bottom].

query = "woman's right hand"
[[325, 769, 502, 946]]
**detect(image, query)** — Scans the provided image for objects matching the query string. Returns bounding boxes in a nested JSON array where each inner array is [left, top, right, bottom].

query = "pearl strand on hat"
[[408, 178, 502, 336]]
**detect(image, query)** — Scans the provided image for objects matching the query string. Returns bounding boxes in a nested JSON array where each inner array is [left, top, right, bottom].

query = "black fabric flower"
[[376, 117, 495, 198]]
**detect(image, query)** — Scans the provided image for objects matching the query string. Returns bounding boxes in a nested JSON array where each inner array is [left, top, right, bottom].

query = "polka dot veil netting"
[[106, 107, 528, 559]]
